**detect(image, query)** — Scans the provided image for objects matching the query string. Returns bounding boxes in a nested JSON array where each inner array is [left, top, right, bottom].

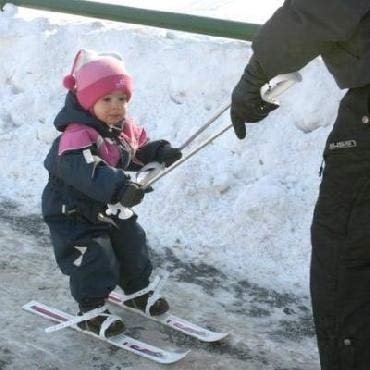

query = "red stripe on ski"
[[122, 343, 164, 358], [166, 319, 207, 336], [31, 305, 67, 322]]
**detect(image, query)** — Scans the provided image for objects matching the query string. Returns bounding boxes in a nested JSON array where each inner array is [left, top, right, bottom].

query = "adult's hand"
[[231, 55, 278, 139]]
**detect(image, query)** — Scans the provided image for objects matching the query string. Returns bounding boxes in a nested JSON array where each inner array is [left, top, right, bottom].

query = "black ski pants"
[[46, 214, 152, 309], [311, 85, 370, 370]]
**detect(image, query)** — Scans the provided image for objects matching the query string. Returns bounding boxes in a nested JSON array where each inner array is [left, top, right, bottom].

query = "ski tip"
[[181, 349, 191, 357], [156, 350, 190, 364], [219, 331, 231, 340], [202, 331, 230, 343], [170, 350, 191, 364], [22, 300, 39, 310]]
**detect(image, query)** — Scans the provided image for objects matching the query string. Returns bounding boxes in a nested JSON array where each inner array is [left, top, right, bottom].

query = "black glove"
[[120, 182, 145, 208], [156, 144, 182, 167], [231, 55, 279, 139]]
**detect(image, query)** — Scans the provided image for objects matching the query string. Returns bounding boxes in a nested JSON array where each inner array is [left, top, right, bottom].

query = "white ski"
[[108, 291, 229, 342], [23, 300, 189, 364]]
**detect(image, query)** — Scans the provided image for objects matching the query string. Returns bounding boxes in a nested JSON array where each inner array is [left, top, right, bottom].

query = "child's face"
[[93, 91, 128, 125]]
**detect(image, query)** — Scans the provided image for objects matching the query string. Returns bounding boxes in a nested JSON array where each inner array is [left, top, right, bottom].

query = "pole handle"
[[260, 72, 302, 104]]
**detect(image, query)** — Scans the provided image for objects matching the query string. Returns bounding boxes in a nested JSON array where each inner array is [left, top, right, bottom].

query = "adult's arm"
[[252, 0, 370, 79]]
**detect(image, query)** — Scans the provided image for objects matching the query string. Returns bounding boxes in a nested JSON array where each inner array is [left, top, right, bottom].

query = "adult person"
[[230, 1, 370, 369]]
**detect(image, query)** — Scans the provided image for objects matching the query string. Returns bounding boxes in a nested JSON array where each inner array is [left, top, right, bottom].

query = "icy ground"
[[0, 199, 318, 370]]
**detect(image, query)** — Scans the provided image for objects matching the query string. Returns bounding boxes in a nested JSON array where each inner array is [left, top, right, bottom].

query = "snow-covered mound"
[[0, 4, 344, 294]]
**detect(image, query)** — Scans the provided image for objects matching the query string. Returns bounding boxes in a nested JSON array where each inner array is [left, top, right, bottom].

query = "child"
[[41, 49, 182, 337]]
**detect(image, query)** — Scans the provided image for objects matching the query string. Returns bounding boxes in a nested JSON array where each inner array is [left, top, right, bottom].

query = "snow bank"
[[0, 4, 344, 294]]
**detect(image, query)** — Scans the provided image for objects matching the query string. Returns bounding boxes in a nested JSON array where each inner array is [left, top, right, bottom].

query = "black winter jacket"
[[252, 0, 370, 89]]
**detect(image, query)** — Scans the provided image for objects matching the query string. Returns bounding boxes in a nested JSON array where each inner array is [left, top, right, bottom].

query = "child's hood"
[[54, 91, 116, 138]]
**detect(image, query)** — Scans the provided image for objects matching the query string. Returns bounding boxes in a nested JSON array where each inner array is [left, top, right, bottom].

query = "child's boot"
[[124, 291, 169, 316], [77, 299, 125, 337]]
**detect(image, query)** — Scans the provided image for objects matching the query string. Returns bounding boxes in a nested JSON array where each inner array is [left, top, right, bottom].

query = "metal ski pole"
[[179, 102, 231, 150], [177, 71, 302, 152], [139, 72, 301, 188], [135, 102, 231, 185], [177, 72, 301, 151], [144, 122, 233, 187]]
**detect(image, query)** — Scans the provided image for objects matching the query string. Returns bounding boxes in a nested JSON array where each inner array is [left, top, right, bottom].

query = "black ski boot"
[[77, 308, 125, 337], [124, 292, 169, 316]]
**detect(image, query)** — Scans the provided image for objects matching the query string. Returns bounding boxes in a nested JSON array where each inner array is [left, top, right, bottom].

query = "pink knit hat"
[[63, 49, 133, 110]]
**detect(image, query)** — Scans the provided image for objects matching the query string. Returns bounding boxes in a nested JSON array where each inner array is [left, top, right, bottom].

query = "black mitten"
[[231, 54, 278, 139], [120, 182, 145, 208], [136, 140, 165, 164], [156, 144, 182, 167]]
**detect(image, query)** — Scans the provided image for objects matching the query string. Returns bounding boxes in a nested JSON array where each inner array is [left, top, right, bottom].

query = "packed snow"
[[0, 1, 345, 368], [0, 1, 344, 294], [88, 0, 284, 23]]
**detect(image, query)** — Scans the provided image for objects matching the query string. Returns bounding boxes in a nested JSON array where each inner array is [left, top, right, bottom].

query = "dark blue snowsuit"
[[42, 92, 167, 310]]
